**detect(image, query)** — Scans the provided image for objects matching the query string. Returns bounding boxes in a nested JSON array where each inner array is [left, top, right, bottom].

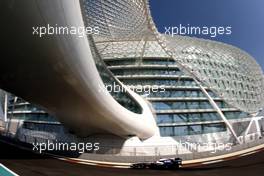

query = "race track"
[[0, 141, 263, 176]]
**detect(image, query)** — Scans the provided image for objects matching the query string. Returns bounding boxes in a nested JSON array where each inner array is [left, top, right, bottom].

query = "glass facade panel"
[[105, 58, 177, 66], [216, 101, 229, 108], [174, 126, 189, 136], [111, 68, 182, 76], [23, 122, 62, 133], [159, 123, 226, 136], [202, 113, 221, 121], [153, 101, 213, 110], [157, 114, 189, 124], [224, 111, 249, 119], [188, 113, 202, 122], [122, 79, 197, 87], [88, 36, 142, 114], [188, 125, 202, 135], [8, 104, 40, 112], [136, 90, 206, 98], [157, 113, 221, 124], [9, 113, 56, 122], [203, 123, 226, 133], [160, 126, 174, 136]]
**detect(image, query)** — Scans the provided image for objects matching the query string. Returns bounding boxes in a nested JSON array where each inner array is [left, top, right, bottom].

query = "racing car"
[[130, 157, 182, 170]]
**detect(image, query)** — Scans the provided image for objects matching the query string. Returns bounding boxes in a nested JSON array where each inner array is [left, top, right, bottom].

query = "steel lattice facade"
[[81, 0, 264, 115]]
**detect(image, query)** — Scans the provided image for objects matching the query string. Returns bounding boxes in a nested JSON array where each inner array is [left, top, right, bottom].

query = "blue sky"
[[149, 0, 264, 70]]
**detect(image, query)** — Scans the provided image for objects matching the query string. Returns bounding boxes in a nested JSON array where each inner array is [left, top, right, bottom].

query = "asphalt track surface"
[[0, 140, 264, 176]]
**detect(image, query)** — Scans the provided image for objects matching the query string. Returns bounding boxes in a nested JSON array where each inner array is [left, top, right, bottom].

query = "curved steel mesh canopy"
[[80, 0, 264, 114], [165, 35, 264, 113]]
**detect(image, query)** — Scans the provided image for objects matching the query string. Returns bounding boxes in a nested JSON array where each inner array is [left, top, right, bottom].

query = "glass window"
[[157, 114, 173, 124], [188, 125, 202, 135], [202, 113, 221, 121], [224, 112, 249, 119], [174, 126, 189, 136], [160, 127, 174, 136], [188, 113, 202, 122], [203, 123, 226, 133]]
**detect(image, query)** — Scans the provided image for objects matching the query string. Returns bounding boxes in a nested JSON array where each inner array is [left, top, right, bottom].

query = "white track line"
[[202, 160, 224, 165], [240, 151, 257, 157], [0, 163, 19, 176]]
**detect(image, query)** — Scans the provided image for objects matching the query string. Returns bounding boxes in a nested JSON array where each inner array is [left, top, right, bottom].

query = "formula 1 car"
[[130, 157, 182, 170]]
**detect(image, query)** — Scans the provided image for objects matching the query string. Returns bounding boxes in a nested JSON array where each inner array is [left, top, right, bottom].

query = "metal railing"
[[1, 119, 264, 163]]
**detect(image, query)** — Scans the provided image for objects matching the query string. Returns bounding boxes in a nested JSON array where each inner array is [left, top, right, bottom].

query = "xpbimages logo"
[[32, 24, 100, 38], [98, 82, 166, 95], [164, 24, 232, 38], [32, 140, 100, 154]]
